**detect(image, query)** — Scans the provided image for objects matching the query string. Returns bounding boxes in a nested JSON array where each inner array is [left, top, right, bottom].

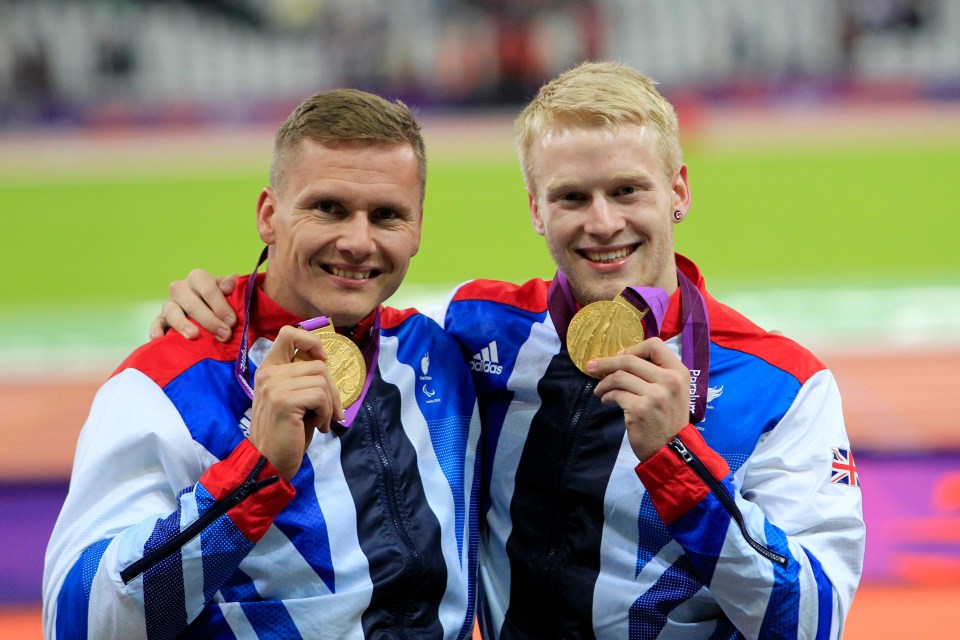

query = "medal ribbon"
[[234, 247, 269, 401], [234, 247, 379, 428], [547, 268, 711, 424], [546, 270, 578, 345], [674, 271, 710, 424], [619, 286, 669, 340]]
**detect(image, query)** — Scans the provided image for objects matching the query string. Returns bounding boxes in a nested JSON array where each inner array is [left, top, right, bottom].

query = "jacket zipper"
[[365, 401, 421, 625], [120, 455, 279, 584], [668, 436, 788, 568], [540, 379, 595, 576]]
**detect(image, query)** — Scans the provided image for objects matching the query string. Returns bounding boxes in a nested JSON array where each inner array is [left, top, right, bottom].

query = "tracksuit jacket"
[[438, 254, 864, 640], [43, 274, 482, 639]]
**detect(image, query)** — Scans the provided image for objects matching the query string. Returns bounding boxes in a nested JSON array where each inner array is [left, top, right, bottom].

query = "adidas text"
[[470, 360, 503, 375], [471, 341, 504, 375]]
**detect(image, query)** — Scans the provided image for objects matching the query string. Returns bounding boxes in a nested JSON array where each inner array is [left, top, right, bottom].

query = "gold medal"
[[294, 324, 366, 409], [567, 294, 646, 377]]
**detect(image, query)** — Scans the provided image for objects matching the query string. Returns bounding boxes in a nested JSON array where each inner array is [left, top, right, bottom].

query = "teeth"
[[584, 247, 632, 262], [330, 267, 371, 280]]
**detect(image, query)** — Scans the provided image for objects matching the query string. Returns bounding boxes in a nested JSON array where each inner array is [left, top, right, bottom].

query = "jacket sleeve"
[[42, 368, 295, 640], [635, 369, 865, 640]]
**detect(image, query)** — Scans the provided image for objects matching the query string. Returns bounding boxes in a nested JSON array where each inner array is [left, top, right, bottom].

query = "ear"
[[671, 164, 691, 216], [256, 187, 277, 244], [529, 191, 545, 236], [411, 206, 423, 257]]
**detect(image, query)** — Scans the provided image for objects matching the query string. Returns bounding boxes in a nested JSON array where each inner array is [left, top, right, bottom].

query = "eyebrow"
[[545, 171, 655, 194], [612, 171, 656, 185], [297, 190, 416, 216], [544, 178, 580, 194]]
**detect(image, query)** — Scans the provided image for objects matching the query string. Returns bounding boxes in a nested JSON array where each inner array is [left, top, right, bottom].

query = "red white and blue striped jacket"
[[438, 254, 864, 640], [44, 274, 481, 639]]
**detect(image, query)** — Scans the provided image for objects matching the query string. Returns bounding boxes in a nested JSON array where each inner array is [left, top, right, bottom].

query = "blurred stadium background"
[[2, 0, 959, 637]]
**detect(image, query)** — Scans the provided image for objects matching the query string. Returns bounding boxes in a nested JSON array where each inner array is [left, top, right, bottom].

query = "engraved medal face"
[[294, 326, 366, 408], [566, 295, 646, 377]]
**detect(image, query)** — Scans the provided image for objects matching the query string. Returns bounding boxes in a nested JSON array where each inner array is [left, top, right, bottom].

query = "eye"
[[615, 185, 638, 197], [561, 192, 586, 202], [316, 201, 338, 214], [372, 208, 400, 222]]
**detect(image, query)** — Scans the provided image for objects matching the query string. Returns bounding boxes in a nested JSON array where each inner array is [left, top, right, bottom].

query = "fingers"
[[264, 326, 326, 367], [149, 317, 165, 341], [250, 362, 339, 480], [188, 269, 237, 328], [292, 364, 345, 433], [218, 273, 239, 296], [290, 330, 342, 423], [589, 340, 685, 407], [251, 329, 344, 480], [585, 338, 691, 462], [316, 360, 344, 424], [151, 299, 199, 340], [261, 326, 342, 422], [167, 269, 235, 341], [587, 337, 690, 427], [256, 365, 338, 415], [587, 338, 686, 384], [592, 363, 680, 411]]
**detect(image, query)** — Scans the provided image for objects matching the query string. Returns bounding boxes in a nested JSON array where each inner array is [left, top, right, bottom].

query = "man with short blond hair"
[[44, 89, 481, 639]]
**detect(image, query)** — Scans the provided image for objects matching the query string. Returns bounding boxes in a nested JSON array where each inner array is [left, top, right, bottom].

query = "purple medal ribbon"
[[547, 267, 711, 424], [545, 270, 578, 344], [674, 271, 710, 424], [619, 286, 669, 341], [234, 247, 269, 401], [234, 247, 379, 428]]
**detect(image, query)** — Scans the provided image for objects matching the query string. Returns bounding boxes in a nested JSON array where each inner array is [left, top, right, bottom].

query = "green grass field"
[[4, 140, 958, 313]]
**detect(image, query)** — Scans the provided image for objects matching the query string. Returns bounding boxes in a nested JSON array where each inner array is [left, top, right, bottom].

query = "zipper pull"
[[228, 456, 277, 507], [229, 477, 259, 506], [669, 436, 694, 463]]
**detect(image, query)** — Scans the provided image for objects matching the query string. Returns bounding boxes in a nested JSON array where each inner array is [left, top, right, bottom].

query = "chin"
[[317, 292, 382, 327], [328, 310, 368, 327], [569, 283, 619, 306], [589, 273, 634, 297]]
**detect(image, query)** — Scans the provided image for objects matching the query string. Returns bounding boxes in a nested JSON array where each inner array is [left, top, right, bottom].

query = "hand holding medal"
[[567, 294, 649, 378], [235, 249, 379, 482], [294, 317, 366, 410], [248, 324, 346, 481], [564, 280, 709, 462]]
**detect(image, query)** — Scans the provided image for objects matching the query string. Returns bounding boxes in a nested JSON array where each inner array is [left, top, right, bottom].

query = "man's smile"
[[324, 265, 379, 280], [577, 243, 639, 263]]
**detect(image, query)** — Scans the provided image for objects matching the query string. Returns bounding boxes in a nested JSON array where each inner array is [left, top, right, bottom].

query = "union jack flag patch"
[[830, 447, 860, 487]]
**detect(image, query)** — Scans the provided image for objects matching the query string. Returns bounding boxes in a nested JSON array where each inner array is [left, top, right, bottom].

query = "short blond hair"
[[271, 88, 426, 200], [515, 61, 683, 192]]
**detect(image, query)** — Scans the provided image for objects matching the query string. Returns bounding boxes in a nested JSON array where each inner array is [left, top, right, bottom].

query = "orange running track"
[[6, 585, 960, 639]]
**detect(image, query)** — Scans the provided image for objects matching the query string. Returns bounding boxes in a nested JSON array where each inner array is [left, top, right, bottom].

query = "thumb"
[[261, 326, 324, 368]]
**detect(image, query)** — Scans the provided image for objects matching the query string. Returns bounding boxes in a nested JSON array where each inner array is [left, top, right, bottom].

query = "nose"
[[582, 197, 625, 239], [334, 213, 377, 258]]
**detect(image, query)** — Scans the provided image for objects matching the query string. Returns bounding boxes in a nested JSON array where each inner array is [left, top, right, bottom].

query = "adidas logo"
[[470, 341, 504, 375]]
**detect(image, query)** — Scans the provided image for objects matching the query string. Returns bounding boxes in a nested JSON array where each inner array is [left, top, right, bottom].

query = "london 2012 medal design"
[[567, 295, 646, 377], [294, 325, 366, 408]]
